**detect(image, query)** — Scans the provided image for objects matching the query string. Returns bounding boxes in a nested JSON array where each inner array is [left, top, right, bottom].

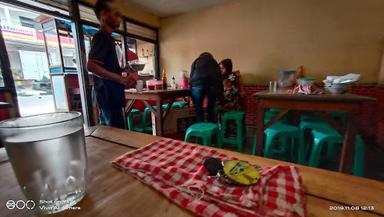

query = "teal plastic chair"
[[308, 128, 365, 176], [127, 109, 141, 132], [141, 102, 187, 132], [268, 108, 282, 114], [252, 123, 304, 163], [172, 101, 188, 109], [220, 111, 245, 152], [128, 108, 152, 133], [300, 113, 323, 122], [184, 123, 221, 146]]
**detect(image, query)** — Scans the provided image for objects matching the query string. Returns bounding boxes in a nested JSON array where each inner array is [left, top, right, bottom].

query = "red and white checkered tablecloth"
[[112, 138, 306, 217]]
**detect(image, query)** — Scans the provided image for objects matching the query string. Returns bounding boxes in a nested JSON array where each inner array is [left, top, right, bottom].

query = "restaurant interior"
[[0, 0, 383, 216]]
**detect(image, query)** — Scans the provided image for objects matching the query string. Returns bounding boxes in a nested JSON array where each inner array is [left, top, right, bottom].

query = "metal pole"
[[154, 29, 160, 80], [69, 0, 95, 126]]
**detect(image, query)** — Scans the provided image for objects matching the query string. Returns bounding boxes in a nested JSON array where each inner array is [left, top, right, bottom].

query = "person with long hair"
[[219, 58, 243, 111]]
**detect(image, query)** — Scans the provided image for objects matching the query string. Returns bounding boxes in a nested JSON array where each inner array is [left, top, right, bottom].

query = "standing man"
[[87, 0, 136, 128], [190, 52, 223, 123]]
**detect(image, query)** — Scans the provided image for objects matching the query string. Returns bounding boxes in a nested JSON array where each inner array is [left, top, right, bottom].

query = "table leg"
[[339, 112, 357, 173], [124, 99, 136, 129], [124, 99, 136, 114], [264, 110, 288, 129], [162, 98, 175, 120], [155, 99, 163, 136], [255, 100, 265, 156]]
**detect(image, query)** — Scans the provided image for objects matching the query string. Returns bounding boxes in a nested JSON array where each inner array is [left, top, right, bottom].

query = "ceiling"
[[124, 0, 233, 18]]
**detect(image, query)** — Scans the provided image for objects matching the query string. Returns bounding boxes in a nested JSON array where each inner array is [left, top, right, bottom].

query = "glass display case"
[[41, 18, 80, 112], [42, 19, 77, 74]]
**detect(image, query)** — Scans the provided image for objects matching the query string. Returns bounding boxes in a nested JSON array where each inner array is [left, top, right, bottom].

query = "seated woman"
[[219, 59, 244, 111], [218, 59, 244, 137]]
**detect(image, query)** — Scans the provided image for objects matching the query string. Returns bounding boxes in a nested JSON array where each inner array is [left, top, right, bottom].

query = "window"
[[126, 37, 155, 76], [0, 59, 5, 87], [42, 20, 61, 68], [79, 4, 97, 24], [125, 22, 157, 41], [56, 20, 76, 69], [79, 4, 124, 31], [78, 3, 159, 77], [19, 16, 36, 28], [13, 0, 69, 17]]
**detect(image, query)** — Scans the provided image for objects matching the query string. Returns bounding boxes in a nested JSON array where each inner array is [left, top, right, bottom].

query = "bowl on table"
[[129, 63, 146, 71], [324, 83, 351, 94]]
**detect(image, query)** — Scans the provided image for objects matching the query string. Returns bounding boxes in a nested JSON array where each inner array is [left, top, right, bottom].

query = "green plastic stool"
[[252, 123, 304, 163], [173, 101, 188, 109], [300, 113, 323, 122], [220, 111, 245, 152], [141, 102, 183, 129], [268, 108, 282, 114], [127, 109, 141, 131], [140, 102, 188, 133], [136, 107, 158, 133], [299, 120, 329, 131], [184, 123, 221, 146], [308, 128, 365, 176], [299, 119, 332, 162]]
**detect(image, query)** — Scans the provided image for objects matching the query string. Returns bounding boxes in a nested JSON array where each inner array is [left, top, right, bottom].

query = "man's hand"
[[120, 74, 137, 88]]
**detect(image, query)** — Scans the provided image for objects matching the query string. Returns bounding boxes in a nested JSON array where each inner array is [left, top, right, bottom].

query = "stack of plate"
[[323, 73, 360, 94]]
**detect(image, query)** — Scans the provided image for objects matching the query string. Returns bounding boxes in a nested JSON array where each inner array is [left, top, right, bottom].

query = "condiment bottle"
[[162, 69, 168, 90], [171, 76, 177, 89]]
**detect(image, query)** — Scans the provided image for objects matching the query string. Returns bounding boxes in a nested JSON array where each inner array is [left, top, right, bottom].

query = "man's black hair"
[[94, 0, 113, 20]]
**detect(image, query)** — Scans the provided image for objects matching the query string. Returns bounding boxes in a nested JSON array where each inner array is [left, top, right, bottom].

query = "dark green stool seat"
[[184, 123, 221, 146]]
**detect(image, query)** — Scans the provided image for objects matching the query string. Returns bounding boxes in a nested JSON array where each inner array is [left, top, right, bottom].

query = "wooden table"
[[125, 89, 191, 136], [1, 126, 383, 217], [253, 91, 376, 173]]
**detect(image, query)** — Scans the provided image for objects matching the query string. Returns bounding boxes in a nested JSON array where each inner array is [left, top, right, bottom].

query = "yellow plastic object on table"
[[222, 160, 261, 185]]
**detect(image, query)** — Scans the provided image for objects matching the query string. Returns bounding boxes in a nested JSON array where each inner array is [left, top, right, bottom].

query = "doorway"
[[0, 3, 55, 116], [0, 3, 80, 116]]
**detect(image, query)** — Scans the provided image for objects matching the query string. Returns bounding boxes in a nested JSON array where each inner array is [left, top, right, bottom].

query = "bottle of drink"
[[297, 65, 305, 78], [171, 76, 177, 89], [162, 69, 168, 90]]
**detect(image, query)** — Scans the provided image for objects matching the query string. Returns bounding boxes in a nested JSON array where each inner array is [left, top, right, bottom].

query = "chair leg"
[[221, 118, 227, 139], [264, 134, 275, 158], [297, 132, 306, 164], [127, 114, 134, 130], [217, 132, 223, 148], [309, 139, 324, 167], [236, 119, 244, 152], [353, 135, 365, 176], [184, 132, 192, 143], [141, 110, 149, 129], [252, 136, 257, 155]]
